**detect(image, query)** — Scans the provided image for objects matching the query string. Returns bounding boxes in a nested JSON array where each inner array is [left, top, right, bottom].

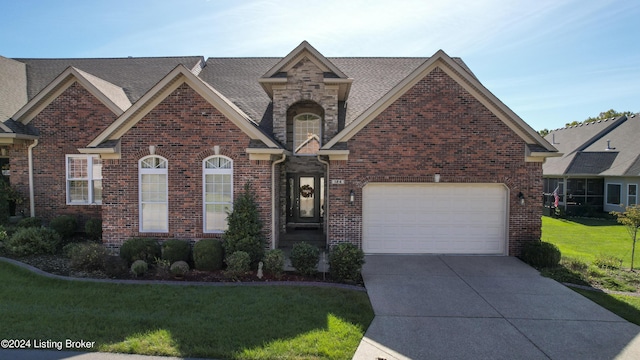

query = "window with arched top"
[[139, 155, 168, 232], [203, 156, 233, 232], [294, 113, 322, 155]]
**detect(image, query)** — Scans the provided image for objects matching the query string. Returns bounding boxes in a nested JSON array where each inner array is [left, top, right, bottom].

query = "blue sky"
[[1, 0, 638, 131]]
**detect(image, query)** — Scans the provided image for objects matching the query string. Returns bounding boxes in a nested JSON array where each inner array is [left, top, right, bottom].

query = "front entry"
[[287, 174, 324, 227]]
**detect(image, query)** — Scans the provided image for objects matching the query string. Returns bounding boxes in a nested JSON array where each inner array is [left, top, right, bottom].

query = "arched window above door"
[[294, 113, 322, 155]]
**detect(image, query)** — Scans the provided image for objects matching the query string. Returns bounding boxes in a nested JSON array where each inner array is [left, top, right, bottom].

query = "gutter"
[[271, 154, 287, 249], [317, 155, 330, 249], [27, 139, 38, 217]]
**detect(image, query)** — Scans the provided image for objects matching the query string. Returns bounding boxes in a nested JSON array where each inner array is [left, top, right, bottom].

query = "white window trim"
[[203, 155, 233, 233], [605, 183, 622, 205], [293, 113, 322, 156], [65, 154, 102, 205], [628, 183, 638, 206], [139, 155, 168, 233]]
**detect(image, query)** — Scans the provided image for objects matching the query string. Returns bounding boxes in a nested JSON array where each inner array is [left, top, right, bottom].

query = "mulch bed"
[[12, 254, 357, 285]]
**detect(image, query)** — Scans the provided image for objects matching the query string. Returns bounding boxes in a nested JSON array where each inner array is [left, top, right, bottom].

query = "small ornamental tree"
[[223, 182, 266, 266], [611, 205, 640, 270]]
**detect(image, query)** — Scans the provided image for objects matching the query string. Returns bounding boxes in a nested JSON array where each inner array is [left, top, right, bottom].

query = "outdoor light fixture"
[[518, 192, 525, 205], [434, 173, 441, 183], [349, 190, 355, 205]]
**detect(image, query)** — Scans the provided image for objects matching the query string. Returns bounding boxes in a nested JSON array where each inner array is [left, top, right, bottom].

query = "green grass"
[[572, 289, 640, 326], [0, 261, 374, 359], [541, 216, 637, 267]]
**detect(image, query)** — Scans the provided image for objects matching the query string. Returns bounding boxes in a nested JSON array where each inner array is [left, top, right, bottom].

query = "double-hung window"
[[139, 156, 168, 232], [606, 183, 622, 205], [629, 184, 638, 206], [203, 156, 233, 233], [66, 155, 102, 205]]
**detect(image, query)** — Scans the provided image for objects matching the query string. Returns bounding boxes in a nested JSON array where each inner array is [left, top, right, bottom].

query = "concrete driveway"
[[354, 255, 640, 360]]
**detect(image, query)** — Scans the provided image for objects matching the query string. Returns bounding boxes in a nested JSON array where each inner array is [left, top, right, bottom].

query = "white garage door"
[[363, 183, 508, 254]]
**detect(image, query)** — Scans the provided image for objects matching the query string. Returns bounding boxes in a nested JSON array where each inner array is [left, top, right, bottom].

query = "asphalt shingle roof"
[[544, 115, 640, 176], [13, 56, 204, 103], [0, 56, 27, 121]]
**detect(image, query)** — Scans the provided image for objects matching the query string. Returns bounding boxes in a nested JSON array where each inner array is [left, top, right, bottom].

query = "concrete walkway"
[[354, 255, 640, 360]]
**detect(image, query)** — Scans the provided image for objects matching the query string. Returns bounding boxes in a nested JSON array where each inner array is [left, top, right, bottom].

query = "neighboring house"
[[543, 114, 640, 215], [0, 41, 557, 256]]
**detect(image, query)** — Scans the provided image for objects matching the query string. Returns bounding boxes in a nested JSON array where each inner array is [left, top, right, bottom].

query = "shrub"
[[155, 257, 171, 278], [329, 243, 365, 283], [69, 242, 108, 272], [290, 242, 319, 277], [119, 237, 161, 265], [519, 241, 561, 269], [6, 227, 60, 256], [103, 256, 129, 278], [130, 260, 148, 276], [193, 239, 224, 271], [84, 218, 102, 241], [17, 217, 42, 228], [223, 182, 266, 266], [0, 225, 7, 242], [225, 251, 251, 278], [263, 249, 285, 279], [561, 257, 588, 272], [170, 261, 190, 277], [593, 254, 623, 270], [49, 215, 78, 240], [162, 239, 191, 264]]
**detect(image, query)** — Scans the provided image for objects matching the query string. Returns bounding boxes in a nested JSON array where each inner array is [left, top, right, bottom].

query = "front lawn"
[[0, 260, 374, 359], [541, 216, 637, 268]]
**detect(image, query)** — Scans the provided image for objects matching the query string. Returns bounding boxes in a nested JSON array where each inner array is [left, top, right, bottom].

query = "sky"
[[1, 0, 638, 131]]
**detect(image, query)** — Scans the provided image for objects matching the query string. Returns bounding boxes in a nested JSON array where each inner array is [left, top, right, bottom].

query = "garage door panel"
[[363, 183, 507, 254]]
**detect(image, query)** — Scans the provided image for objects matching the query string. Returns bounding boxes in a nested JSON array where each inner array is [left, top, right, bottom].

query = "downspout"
[[27, 139, 39, 217], [271, 154, 287, 249], [317, 155, 330, 249]]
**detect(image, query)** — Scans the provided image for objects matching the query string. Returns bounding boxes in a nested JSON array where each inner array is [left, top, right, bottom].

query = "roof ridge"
[[13, 56, 204, 61]]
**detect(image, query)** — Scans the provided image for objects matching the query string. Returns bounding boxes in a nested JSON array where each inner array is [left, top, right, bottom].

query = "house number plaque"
[[331, 179, 345, 185]]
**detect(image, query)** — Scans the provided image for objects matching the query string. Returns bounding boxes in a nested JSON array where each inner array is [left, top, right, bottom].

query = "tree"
[[566, 109, 635, 127], [538, 128, 550, 137], [611, 205, 640, 270], [222, 182, 266, 266]]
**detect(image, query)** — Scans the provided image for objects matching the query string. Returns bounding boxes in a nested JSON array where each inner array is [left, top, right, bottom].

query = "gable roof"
[[543, 115, 640, 176], [323, 50, 556, 155], [12, 66, 131, 124], [84, 65, 280, 155], [13, 56, 204, 103]]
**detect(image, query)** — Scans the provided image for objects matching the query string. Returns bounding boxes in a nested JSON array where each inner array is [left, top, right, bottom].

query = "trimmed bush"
[[130, 260, 148, 276], [223, 182, 266, 266], [162, 239, 191, 264], [225, 251, 251, 278], [0, 225, 7, 242], [329, 243, 365, 283], [290, 242, 319, 277], [193, 239, 224, 271], [170, 261, 190, 277], [84, 218, 102, 241], [16, 217, 42, 228], [6, 227, 60, 256], [69, 242, 108, 272], [263, 249, 285, 279], [119, 237, 161, 265], [49, 215, 78, 240], [519, 241, 561, 269]]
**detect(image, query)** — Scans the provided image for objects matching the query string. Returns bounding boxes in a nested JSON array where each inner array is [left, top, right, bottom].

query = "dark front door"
[[287, 174, 324, 225]]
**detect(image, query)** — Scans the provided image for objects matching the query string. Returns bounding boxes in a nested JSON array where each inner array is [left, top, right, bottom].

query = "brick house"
[[0, 41, 558, 255]]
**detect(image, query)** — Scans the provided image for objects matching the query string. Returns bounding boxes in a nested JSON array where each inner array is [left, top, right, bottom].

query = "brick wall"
[[328, 67, 542, 256], [102, 83, 273, 247], [272, 57, 339, 146], [11, 82, 111, 225]]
